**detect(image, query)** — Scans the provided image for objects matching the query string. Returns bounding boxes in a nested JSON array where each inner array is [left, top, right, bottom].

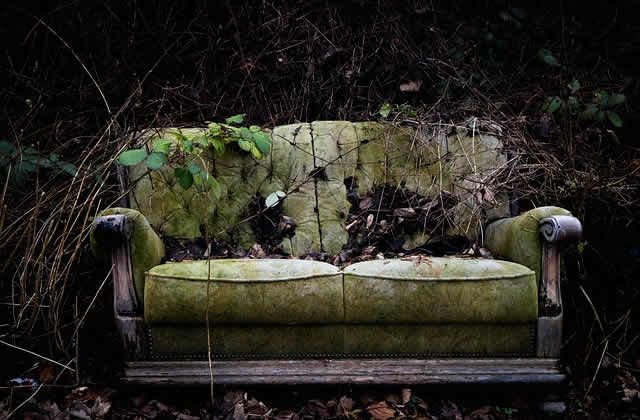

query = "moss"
[[484, 206, 572, 281], [126, 121, 514, 255], [343, 257, 537, 323], [144, 259, 344, 324], [92, 207, 165, 303]]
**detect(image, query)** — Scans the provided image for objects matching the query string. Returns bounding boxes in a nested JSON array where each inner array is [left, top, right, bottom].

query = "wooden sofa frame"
[[94, 213, 581, 385]]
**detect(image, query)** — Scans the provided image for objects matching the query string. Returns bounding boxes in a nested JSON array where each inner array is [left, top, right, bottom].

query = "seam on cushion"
[[146, 273, 343, 283], [342, 273, 534, 282]]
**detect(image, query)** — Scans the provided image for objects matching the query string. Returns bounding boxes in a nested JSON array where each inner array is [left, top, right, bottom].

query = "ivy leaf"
[[225, 114, 246, 125], [537, 49, 560, 67], [567, 79, 581, 93], [206, 175, 222, 199], [238, 139, 252, 152], [252, 131, 271, 155], [152, 138, 173, 154], [174, 167, 194, 189], [182, 139, 193, 153], [118, 149, 148, 166], [249, 143, 263, 159], [209, 137, 225, 154], [145, 152, 168, 170], [0, 140, 17, 157], [581, 103, 598, 120], [58, 162, 77, 176], [378, 103, 392, 118], [606, 111, 623, 128], [265, 190, 286, 208], [208, 122, 222, 136], [543, 96, 562, 113], [187, 161, 202, 175]]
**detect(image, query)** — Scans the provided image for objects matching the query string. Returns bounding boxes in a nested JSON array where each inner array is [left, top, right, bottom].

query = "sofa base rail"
[[122, 358, 565, 385]]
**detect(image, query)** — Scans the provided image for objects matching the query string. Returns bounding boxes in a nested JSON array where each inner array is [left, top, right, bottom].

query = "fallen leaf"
[[338, 396, 354, 415], [367, 401, 395, 420], [366, 213, 375, 229], [38, 363, 56, 384], [400, 80, 422, 92], [401, 388, 412, 405]]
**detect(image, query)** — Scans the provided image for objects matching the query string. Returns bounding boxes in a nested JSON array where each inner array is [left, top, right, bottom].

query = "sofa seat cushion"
[[147, 323, 534, 358], [343, 258, 537, 323], [144, 259, 343, 324]]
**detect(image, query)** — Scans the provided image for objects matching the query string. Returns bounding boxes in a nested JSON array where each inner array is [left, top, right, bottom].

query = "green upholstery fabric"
[[484, 206, 572, 281], [343, 258, 537, 323], [144, 259, 344, 324], [91, 207, 165, 303], [127, 121, 512, 255], [144, 257, 537, 325], [147, 323, 533, 358]]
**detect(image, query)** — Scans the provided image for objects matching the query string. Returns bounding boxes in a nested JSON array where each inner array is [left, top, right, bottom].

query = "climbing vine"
[[117, 114, 272, 196]]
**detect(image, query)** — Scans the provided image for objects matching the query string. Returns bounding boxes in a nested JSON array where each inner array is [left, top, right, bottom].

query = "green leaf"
[[567, 79, 581, 93], [252, 131, 271, 155], [187, 161, 202, 175], [152, 138, 173, 154], [208, 122, 222, 136], [182, 139, 193, 153], [210, 137, 225, 154], [118, 149, 147, 166], [567, 96, 580, 112], [537, 49, 560, 67], [145, 152, 168, 170], [59, 162, 77, 176], [48, 153, 59, 162], [595, 91, 609, 107], [608, 93, 626, 107], [543, 96, 562, 113], [249, 143, 262, 159], [596, 110, 606, 122], [239, 127, 252, 140], [0, 140, 17, 157], [238, 139, 252, 152], [378, 103, 392, 118], [581, 103, 598, 120], [174, 167, 194, 189], [206, 175, 222, 199], [606, 111, 623, 127], [225, 114, 246, 125], [265, 190, 286, 208], [249, 125, 262, 132]]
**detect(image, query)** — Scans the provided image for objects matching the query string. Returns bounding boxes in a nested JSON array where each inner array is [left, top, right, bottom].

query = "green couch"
[[92, 121, 581, 384]]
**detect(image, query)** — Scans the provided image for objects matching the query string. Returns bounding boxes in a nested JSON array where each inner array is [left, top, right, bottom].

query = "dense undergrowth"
[[1, 1, 640, 417]]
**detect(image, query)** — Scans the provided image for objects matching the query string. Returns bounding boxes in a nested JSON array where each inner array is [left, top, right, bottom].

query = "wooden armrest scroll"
[[94, 214, 146, 359], [536, 215, 582, 358]]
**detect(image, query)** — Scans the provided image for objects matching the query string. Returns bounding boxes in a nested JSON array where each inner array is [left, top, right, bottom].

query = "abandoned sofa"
[[91, 121, 581, 384]]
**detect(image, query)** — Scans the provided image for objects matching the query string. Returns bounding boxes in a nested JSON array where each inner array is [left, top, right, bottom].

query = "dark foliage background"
[[2, 1, 640, 417]]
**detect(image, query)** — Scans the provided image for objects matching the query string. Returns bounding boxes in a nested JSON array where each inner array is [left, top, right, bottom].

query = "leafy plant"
[[542, 81, 626, 128], [117, 114, 272, 196], [377, 102, 418, 119], [0, 140, 77, 184]]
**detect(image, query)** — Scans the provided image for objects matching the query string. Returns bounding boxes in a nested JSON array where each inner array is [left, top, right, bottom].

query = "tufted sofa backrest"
[[126, 121, 511, 256]]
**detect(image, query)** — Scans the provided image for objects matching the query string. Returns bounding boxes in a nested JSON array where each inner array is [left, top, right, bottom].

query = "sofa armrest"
[[91, 207, 165, 307], [91, 208, 164, 360], [485, 207, 582, 358], [484, 207, 575, 278], [485, 206, 582, 308]]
